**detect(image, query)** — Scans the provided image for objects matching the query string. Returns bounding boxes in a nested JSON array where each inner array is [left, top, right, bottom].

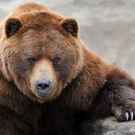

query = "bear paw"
[[117, 110, 135, 122]]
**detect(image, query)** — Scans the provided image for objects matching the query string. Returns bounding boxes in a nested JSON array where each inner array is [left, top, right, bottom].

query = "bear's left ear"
[[61, 18, 78, 37], [5, 18, 22, 38]]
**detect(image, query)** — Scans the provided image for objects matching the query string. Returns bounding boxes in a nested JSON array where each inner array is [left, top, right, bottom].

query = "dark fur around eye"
[[27, 57, 36, 65], [53, 57, 61, 65]]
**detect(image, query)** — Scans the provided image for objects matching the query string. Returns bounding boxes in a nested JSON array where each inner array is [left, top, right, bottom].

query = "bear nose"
[[37, 83, 49, 90], [36, 80, 51, 96]]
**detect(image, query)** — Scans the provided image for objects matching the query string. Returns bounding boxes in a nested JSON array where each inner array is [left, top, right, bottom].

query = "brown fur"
[[10, 2, 49, 16], [0, 2, 135, 135]]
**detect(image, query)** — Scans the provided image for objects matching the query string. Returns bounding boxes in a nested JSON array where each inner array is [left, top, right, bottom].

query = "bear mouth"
[[36, 88, 51, 97], [36, 85, 53, 98]]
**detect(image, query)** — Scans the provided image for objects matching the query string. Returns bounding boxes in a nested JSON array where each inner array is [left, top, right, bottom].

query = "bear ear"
[[61, 18, 78, 37], [5, 18, 22, 38]]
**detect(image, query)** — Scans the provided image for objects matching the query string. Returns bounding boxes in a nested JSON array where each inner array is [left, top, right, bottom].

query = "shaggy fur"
[[0, 2, 135, 135]]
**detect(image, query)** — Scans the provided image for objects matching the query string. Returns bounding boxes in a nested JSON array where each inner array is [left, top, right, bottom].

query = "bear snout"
[[29, 58, 57, 99], [36, 80, 52, 97]]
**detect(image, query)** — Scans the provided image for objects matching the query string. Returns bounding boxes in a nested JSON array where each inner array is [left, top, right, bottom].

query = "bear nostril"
[[36, 81, 50, 91]]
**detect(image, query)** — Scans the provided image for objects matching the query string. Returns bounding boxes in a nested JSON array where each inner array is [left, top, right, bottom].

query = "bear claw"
[[125, 112, 129, 121], [118, 111, 135, 121]]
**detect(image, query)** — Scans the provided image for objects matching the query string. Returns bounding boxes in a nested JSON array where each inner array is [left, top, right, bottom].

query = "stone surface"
[[82, 117, 135, 135]]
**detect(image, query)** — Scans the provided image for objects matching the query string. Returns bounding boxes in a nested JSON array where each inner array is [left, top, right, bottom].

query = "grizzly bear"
[[0, 2, 135, 135]]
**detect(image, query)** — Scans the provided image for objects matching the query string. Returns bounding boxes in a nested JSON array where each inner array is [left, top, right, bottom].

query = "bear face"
[[0, 11, 84, 103]]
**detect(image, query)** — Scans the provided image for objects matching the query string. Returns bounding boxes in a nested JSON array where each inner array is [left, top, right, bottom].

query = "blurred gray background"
[[0, 0, 135, 76]]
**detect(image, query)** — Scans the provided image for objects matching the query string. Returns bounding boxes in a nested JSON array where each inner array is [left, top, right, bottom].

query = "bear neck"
[[58, 46, 110, 111], [0, 71, 41, 124]]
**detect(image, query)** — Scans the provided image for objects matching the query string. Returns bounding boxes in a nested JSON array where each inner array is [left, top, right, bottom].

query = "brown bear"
[[1, 2, 135, 135]]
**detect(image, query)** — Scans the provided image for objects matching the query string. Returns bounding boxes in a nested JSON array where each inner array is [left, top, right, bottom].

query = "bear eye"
[[27, 57, 36, 65], [53, 57, 61, 65]]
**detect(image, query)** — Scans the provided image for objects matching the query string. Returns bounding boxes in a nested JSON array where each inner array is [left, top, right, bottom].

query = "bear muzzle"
[[36, 79, 52, 97], [29, 58, 57, 98]]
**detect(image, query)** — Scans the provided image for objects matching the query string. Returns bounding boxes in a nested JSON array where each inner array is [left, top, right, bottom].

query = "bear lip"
[[35, 83, 53, 98], [36, 89, 50, 97]]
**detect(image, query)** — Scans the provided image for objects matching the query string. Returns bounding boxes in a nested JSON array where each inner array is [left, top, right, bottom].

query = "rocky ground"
[[82, 117, 135, 135], [1, 0, 135, 134]]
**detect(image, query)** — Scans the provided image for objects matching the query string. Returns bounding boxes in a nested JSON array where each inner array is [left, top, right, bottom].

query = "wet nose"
[[37, 82, 50, 90], [36, 80, 51, 95]]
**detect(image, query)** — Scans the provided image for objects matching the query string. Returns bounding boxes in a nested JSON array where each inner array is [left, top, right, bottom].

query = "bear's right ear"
[[5, 18, 22, 38]]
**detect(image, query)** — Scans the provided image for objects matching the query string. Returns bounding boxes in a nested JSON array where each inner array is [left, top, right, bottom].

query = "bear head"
[[0, 11, 84, 103]]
